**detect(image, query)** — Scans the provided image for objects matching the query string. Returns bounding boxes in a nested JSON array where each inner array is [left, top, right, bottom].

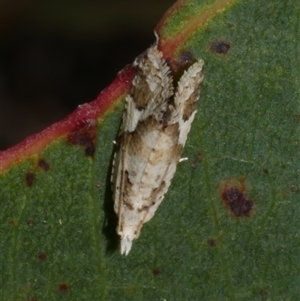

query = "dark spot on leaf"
[[262, 168, 269, 174], [176, 51, 195, 68], [260, 289, 269, 300], [67, 120, 97, 157], [9, 219, 17, 227], [38, 159, 50, 171], [196, 153, 203, 161], [207, 238, 217, 247], [37, 252, 47, 261], [28, 298, 38, 301], [210, 41, 230, 54], [219, 178, 254, 217], [172, 51, 198, 83], [152, 269, 162, 276], [58, 283, 68, 292], [190, 153, 203, 168], [84, 145, 95, 156], [291, 185, 298, 192], [296, 114, 300, 121], [27, 220, 34, 226], [25, 172, 35, 186]]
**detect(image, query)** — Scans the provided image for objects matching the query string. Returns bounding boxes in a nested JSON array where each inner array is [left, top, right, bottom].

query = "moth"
[[111, 41, 204, 255]]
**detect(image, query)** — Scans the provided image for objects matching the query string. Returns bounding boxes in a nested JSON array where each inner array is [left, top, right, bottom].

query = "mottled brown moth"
[[111, 40, 204, 255]]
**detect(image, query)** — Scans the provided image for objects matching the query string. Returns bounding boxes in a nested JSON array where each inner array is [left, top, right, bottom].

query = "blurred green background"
[[1, 0, 173, 149]]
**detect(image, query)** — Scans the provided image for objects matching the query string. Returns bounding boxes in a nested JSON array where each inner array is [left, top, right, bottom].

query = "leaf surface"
[[1, 0, 299, 300]]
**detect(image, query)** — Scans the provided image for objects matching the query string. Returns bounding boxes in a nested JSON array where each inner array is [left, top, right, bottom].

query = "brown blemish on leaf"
[[207, 238, 217, 247], [295, 114, 300, 121], [37, 252, 47, 261], [58, 283, 68, 292], [190, 152, 203, 168], [210, 40, 231, 54], [196, 153, 203, 161], [38, 159, 50, 171], [25, 172, 35, 186], [291, 185, 298, 192], [67, 121, 97, 156], [152, 268, 162, 276], [23, 283, 32, 294], [9, 219, 17, 227], [262, 168, 269, 174], [260, 289, 269, 300], [219, 178, 254, 217], [177, 51, 195, 67], [27, 220, 34, 226]]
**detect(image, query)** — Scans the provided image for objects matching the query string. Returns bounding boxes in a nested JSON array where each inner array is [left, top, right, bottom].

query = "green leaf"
[[1, 0, 299, 300]]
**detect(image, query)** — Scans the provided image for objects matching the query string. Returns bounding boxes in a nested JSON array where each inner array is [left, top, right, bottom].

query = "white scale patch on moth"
[[111, 40, 204, 255]]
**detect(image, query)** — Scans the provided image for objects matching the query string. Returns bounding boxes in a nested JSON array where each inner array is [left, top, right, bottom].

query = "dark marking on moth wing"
[[130, 77, 152, 110], [25, 172, 35, 187], [122, 200, 134, 211], [127, 130, 145, 156], [161, 104, 174, 127], [38, 159, 50, 171], [210, 40, 231, 54], [58, 283, 68, 292], [182, 85, 202, 121], [219, 178, 254, 217], [138, 205, 150, 212], [67, 121, 97, 157], [155, 174, 161, 181], [124, 170, 133, 185], [28, 298, 38, 301], [149, 181, 166, 205], [122, 170, 134, 210], [37, 252, 47, 261]]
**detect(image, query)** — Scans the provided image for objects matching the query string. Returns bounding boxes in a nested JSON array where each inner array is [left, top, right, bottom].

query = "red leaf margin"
[[0, 66, 135, 172]]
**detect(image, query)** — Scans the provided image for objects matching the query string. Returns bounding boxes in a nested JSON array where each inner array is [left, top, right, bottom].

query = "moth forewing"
[[112, 43, 204, 255]]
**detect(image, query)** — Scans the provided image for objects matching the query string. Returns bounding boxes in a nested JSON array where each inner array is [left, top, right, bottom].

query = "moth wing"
[[122, 45, 174, 133], [173, 60, 204, 145], [116, 117, 183, 255]]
